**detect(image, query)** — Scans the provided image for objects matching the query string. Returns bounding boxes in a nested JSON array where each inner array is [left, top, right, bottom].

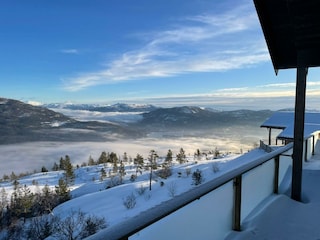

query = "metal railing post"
[[274, 156, 280, 194], [233, 175, 242, 231]]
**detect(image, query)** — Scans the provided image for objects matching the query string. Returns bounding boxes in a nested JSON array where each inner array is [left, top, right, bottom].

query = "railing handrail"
[[86, 143, 293, 240]]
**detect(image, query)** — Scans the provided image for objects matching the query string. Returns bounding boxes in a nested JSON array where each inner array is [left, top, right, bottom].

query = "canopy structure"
[[254, 0, 320, 72], [261, 112, 320, 150], [254, 0, 320, 201]]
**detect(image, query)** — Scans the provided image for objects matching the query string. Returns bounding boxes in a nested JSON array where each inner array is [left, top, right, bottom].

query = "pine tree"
[[176, 148, 186, 164], [55, 178, 70, 204], [110, 152, 118, 173], [64, 155, 75, 185], [192, 169, 203, 185], [59, 157, 65, 170], [134, 154, 144, 175], [195, 149, 201, 161], [98, 151, 108, 164], [0, 187, 8, 227], [41, 166, 48, 172], [52, 162, 59, 171], [165, 149, 173, 166], [13, 179, 20, 190], [0, 187, 8, 216], [123, 152, 128, 163], [88, 155, 95, 166], [41, 184, 55, 214], [100, 168, 106, 181], [148, 150, 158, 191], [20, 185, 33, 221], [214, 147, 220, 158], [119, 161, 126, 183], [10, 171, 17, 181], [148, 150, 158, 170]]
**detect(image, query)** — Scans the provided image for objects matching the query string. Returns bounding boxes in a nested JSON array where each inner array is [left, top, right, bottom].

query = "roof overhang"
[[254, 0, 320, 73]]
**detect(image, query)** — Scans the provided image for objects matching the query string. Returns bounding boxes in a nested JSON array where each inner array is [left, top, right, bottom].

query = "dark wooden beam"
[[291, 66, 308, 201]]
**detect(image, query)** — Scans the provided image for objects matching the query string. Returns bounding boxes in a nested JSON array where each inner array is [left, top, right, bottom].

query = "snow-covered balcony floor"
[[226, 155, 320, 240]]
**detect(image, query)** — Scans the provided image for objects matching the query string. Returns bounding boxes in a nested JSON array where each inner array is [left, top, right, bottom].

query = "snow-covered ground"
[[3, 143, 320, 239], [0, 146, 274, 238], [1, 152, 242, 223]]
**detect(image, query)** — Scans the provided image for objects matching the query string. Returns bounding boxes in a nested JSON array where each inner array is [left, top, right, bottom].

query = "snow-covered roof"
[[278, 123, 320, 139], [261, 111, 320, 139], [260, 111, 295, 129]]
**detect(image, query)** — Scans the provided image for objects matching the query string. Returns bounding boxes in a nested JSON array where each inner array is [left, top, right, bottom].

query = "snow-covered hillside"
[[1, 150, 263, 239]]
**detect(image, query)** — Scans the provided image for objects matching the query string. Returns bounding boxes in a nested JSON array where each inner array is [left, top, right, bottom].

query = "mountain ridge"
[[0, 98, 142, 143], [0, 97, 274, 144]]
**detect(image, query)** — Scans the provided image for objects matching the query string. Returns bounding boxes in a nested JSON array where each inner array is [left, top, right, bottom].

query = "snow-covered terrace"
[[226, 143, 320, 239]]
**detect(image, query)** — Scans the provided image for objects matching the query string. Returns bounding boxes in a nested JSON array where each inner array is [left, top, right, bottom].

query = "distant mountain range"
[[0, 98, 142, 144], [0, 97, 274, 144], [44, 102, 158, 112], [139, 106, 272, 128]]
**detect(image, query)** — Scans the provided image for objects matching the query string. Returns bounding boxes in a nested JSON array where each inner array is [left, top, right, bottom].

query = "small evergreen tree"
[[10, 171, 17, 181], [20, 185, 34, 221], [62, 155, 75, 185], [148, 150, 158, 191], [165, 149, 173, 166], [100, 168, 106, 180], [192, 169, 203, 185], [119, 161, 126, 183], [195, 149, 201, 161], [0, 187, 8, 226], [98, 151, 108, 164], [41, 166, 48, 173], [59, 157, 65, 170], [214, 147, 220, 158], [123, 152, 128, 163], [52, 162, 59, 171], [88, 155, 95, 166], [148, 150, 158, 170], [176, 148, 186, 164], [110, 152, 118, 173], [55, 178, 70, 204], [134, 154, 144, 175]]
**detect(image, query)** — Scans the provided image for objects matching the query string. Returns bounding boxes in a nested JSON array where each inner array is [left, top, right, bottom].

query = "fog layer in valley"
[[0, 106, 272, 177], [0, 130, 268, 177]]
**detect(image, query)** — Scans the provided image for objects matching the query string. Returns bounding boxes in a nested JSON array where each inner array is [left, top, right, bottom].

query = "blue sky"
[[1, 0, 320, 110]]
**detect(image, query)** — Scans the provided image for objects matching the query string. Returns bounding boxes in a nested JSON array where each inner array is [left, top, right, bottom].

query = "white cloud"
[[63, 4, 269, 92], [127, 80, 320, 110], [60, 49, 79, 54], [27, 100, 42, 106]]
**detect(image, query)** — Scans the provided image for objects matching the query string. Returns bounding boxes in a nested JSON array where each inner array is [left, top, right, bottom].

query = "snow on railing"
[[86, 143, 293, 240], [260, 140, 273, 152]]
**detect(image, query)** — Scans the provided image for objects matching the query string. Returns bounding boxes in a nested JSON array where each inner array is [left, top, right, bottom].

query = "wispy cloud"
[[132, 80, 320, 109], [63, 4, 269, 91], [60, 49, 79, 54]]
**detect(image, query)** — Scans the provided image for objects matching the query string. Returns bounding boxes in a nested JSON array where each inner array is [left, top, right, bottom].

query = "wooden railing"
[[86, 143, 293, 240]]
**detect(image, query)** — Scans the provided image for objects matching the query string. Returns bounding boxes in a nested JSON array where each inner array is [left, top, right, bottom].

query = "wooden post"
[[305, 139, 308, 162], [291, 66, 308, 201], [268, 128, 272, 145], [233, 176, 242, 231], [312, 135, 315, 155]]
